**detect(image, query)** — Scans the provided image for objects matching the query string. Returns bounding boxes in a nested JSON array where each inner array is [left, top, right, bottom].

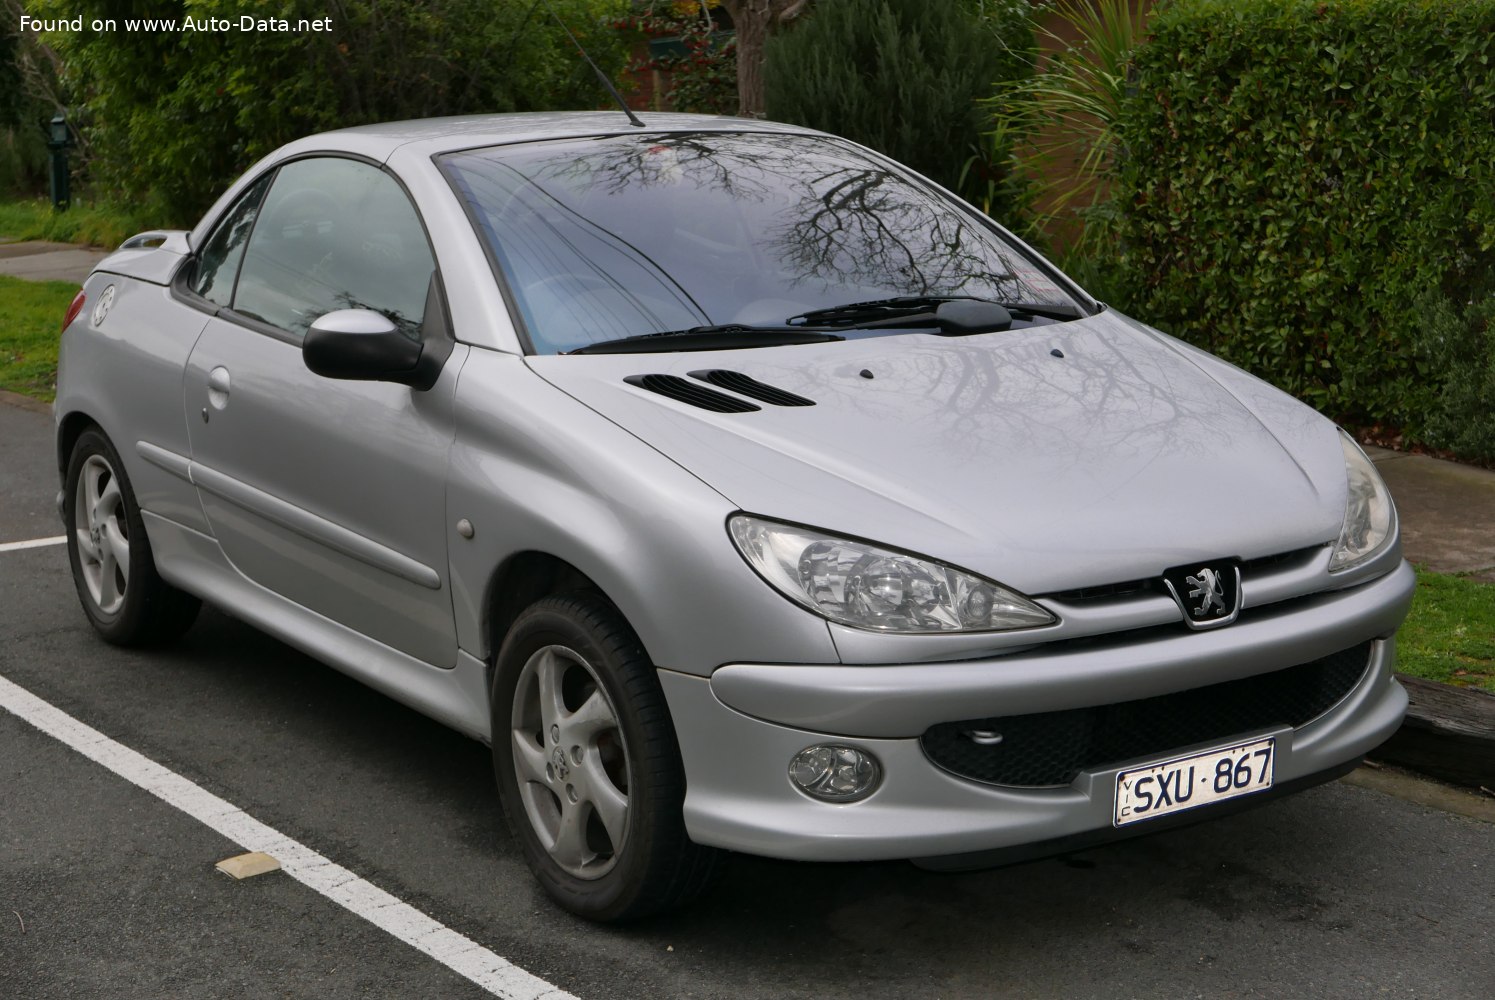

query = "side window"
[[232, 157, 436, 340], [192, 172, 272, 307]]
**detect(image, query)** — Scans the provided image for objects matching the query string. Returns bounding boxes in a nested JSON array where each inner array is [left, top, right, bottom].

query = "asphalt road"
[[2, 397, 1492, 999]]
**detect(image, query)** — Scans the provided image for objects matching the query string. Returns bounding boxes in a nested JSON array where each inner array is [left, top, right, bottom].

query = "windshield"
[[441, 132, 1081, 355]]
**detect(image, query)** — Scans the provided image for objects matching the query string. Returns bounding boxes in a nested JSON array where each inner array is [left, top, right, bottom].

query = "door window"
[[192, 172, 273, 307], [233, 157, 436, 340]]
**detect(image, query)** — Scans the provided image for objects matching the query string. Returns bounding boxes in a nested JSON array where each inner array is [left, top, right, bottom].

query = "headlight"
[[1329, 429, 1395, 571], [728, 515, 1056, 633]]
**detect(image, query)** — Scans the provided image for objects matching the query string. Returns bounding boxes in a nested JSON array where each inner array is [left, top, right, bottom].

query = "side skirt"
[[142, 511, 492, 743]]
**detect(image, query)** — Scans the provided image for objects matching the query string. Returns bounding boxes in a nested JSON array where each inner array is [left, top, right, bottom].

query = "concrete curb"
[[1343, 763, 1495, 824], [1372, 674, 1495, 790]]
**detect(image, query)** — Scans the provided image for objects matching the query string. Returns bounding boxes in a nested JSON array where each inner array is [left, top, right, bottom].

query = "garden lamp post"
[[47, 113, 72, 212]]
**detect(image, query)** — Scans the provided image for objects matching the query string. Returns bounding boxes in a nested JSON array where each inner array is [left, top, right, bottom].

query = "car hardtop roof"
[[305, 111, 824, 159], [191, 112, 834, 251]]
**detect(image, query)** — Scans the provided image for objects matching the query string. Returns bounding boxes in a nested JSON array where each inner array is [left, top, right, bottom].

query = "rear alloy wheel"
[[492, 594, 722, 921], [64, 429, 200, 645]]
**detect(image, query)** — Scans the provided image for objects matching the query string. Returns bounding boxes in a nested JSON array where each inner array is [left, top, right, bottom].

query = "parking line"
[[0, 674, 576, 1000], [0, 535, 66, 553]]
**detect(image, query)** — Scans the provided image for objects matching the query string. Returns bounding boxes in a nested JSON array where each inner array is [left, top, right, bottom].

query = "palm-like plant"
[[985, 0, 1149, 251]]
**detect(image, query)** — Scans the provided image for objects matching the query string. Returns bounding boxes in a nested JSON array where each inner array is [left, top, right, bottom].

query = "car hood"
[[526, 310, 1348, 594]]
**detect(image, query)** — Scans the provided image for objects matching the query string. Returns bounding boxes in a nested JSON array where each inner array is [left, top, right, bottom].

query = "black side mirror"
[[303, 309, 438, 390]]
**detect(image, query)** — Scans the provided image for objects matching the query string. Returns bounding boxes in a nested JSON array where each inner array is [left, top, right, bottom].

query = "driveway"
[[0, 242, 109, 285]]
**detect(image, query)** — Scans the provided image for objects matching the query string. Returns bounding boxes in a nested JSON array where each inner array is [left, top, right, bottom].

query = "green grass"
[[0, 273, 77, 401], [0, 198, 159, 249], [1398, 568, 1495, 694]]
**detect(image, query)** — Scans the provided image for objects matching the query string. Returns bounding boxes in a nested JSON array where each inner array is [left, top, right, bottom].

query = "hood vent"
[[689, 369, 815, 407], [624, 374, 760, 413]]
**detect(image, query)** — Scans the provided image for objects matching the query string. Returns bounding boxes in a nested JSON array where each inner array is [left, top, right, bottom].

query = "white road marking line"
[[0, 674, 576, 1000], [0, 535, 66, 553]]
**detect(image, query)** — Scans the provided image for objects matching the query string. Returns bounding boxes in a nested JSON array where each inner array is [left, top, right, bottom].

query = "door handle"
[[207, 366, 232, 411]]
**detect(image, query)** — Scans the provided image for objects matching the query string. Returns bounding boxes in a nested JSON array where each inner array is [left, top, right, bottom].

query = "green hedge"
[[764, 0, 1035, 217], [1114, 0, 1495, 432], [26, 0, 628, 224], [1409, 290, 1495, 462]]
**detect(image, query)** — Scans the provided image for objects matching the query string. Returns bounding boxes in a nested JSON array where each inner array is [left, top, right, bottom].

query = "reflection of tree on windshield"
[[770, 164, 1020, 298], [445, 132, 1070, 353], [540, 133, 1027, 300], [543, 132, 774, 204]]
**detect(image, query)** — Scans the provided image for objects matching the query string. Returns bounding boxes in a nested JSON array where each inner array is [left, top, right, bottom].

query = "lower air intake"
[[921, 642, 1374, 787]]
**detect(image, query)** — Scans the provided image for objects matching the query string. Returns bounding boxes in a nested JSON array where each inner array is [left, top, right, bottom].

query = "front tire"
[[64, 428, 200, 646], [491, 594, 722, 921]]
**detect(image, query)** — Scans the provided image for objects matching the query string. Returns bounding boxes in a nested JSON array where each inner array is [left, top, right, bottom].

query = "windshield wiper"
[[565, 295, 1081, 355], [566, 324, 844, 355], [786, 295, 1082, 328]]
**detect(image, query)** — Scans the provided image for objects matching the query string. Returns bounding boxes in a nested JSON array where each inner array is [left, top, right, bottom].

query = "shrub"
[[27, 0, 629, 224], [763, 0, 1036, 219], [1, 7, 54, 198], [1112, 0, 1495, 433], [611, 1, 738, 115], [982, 0, 1148, 252], [0, 125, 49, 199], [1409, 287, 1495, 464]]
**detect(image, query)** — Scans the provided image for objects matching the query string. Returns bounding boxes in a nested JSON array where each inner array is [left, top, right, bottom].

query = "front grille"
[[1239, 545, 1322, 573], [1043, 546, 1325, 605], [1048, 578, 1155, 603], [921, 642, 1373, 787]]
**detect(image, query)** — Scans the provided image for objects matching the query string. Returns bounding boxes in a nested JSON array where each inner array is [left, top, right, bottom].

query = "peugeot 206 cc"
[[54, 113, 1413, 920]]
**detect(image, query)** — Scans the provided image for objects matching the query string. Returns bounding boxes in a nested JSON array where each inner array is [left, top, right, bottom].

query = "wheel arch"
[[483, 550, 638, 690], [56, 409, 104, 478]]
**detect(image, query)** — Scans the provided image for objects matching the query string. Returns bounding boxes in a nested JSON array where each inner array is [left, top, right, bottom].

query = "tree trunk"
[[734, 12, 768, 118], [722, 0, 809, 119]]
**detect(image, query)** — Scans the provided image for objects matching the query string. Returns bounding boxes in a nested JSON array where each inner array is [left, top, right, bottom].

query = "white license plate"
[[1114, 737, 1275, 827]]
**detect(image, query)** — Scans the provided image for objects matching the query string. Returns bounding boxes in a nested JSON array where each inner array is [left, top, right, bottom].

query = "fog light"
[[788, 745, 881, 802]]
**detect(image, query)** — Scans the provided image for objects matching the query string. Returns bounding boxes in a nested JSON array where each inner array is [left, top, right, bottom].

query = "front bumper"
[[659, 561, 1413, 863]]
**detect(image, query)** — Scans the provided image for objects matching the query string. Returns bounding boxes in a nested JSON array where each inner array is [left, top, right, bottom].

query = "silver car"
[[55, 112, 1412, 921]]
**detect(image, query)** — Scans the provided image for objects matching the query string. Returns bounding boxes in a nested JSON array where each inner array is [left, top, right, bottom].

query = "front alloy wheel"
[[492, 594, 722, 921], [510, 644, 631, 880]]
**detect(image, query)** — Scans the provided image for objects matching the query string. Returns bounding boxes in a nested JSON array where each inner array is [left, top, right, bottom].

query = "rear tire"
[[64, 428, 200, 646], [491, 593, 723, 921]]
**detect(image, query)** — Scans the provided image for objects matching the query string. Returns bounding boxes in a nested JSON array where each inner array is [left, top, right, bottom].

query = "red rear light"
[[62, 289, 86, 333]]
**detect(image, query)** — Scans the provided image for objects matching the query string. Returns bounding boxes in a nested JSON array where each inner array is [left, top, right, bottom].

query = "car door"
[[183, 155, 462, 667]]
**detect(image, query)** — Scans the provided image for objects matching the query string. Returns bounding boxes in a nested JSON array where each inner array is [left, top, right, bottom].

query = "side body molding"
[[135, 440, 441, 590], [136, 440, 193, 482]]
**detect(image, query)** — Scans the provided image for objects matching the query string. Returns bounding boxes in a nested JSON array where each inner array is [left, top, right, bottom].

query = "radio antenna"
[[540, 0, 646, 128]]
